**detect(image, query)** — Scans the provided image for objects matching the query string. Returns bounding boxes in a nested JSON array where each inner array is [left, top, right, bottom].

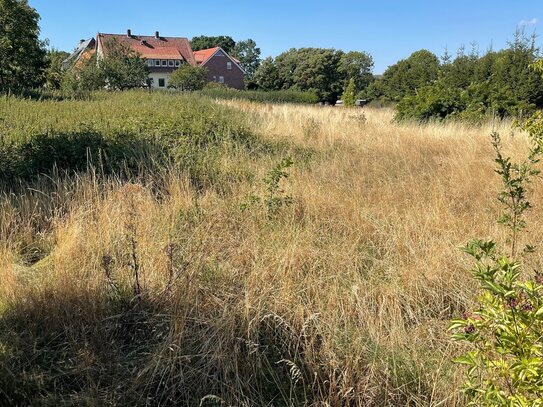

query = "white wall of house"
[[149, 72, 171, 89]]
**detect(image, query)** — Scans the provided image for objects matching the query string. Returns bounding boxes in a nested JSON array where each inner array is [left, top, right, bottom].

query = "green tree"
[[342, 78, 356, 106], [60, 54, 105, 98], [168, 64, 208, 91], [191, 35, 236, 54], [380, 49, 440, 102], [338, 51, 374, 93], [253, 57, 280, 91], [45, 49, 70, 89], [232, 39, 261, 79], [99, 39, 149, 90], [0, 0, 47, 91]]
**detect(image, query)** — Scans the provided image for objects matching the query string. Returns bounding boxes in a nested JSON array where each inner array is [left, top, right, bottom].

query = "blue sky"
[[31, 0, 541, 73]]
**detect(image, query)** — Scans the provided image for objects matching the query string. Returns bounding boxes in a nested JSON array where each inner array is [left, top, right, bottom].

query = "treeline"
[[369, 31, 543, 121], [253, 49, 374, 104]]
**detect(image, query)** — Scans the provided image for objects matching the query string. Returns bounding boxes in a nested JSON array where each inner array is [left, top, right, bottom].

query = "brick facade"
[[201, 52, 245, 90]]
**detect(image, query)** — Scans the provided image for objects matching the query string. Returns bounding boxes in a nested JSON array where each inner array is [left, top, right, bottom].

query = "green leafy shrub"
[[241, 156, 294, 218], [450, 93, 543, 405], [168, 64, 208, 91]]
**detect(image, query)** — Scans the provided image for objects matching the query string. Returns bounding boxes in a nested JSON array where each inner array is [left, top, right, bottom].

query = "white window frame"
[[158, 78, 166, 87], [175, 60, 180, 67], [218, 76, 225, 84], [155, 60, 160, 67], [168, 60, 174, 67], [227, 61, 232, 70], [148, 59, 154, 67], [161, 60, 167, 66]]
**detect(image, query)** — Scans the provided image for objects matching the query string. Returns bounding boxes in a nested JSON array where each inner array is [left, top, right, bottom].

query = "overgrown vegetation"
[[449, 62, 543, 406], [2, 91, 517, 406], [199, 86, 320, 104], [373, 31, 543, 121]]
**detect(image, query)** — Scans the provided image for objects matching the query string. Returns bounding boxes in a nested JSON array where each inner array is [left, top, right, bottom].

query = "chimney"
[[127, 29, 132, 38], [155, 31, 160, 39]]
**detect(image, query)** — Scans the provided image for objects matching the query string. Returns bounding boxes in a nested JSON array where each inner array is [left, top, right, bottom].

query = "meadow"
[[0, 91, 541, 406]]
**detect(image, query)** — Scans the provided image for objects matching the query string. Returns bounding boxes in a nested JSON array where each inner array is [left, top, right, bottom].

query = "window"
[[168, 60, 174, 67], [158, 78, 165, 87], [155, 60, 160, 66], [175, 60, 180, 67], [216, 50, 224, 57], [218, 76, 224, 84], [147, 59, 154, 67], [213, 75, 217, 82], [161, 60, 167, 66], [227, 61, 232, 70]]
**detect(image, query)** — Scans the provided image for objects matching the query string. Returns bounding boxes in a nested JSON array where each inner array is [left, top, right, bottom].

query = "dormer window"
[[155, 60, 160, 66], [168, 60, 174, 67], [161, 60, 167, 66]]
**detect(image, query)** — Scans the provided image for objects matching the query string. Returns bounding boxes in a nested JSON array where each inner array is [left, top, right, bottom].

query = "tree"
[[338, 51, 374, 93], [253, 57, 280, 91], [191, 35, 236, 54], [168, 64, 208, 91], [0, 0, 47, 91], [45, 49, 70, 89], [232, 39, 261, 79], [99, 39, 149, 90], [380, 49, 440, 101], [342, 78, 356, 106]]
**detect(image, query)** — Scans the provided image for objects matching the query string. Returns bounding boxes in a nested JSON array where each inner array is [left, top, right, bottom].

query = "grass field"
[[0, 91, 542, 406]]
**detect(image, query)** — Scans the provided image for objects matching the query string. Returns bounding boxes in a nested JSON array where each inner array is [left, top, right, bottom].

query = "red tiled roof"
[[97, 33, 196, 65], [193, 47, 219, 64]]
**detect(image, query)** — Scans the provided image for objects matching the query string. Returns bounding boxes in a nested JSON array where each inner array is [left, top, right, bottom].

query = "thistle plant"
[[449, 108, 543, 405]]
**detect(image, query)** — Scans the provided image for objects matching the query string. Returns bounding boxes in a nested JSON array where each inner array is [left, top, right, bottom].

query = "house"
[[193, 47, 245, 89], [65, 30, 245, 90]]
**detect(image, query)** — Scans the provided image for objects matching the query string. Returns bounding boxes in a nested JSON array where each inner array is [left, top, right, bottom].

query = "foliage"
[[342, 78, 356, 107], [450, 64, 543, 405], [253, 47, 374, 103], [0, 91, 258, 188], [378, 50, 441, 102], [0, 0, 47, 92], [61, 54, 105, 98], [44, 49, 70, 90], [198, 87, 319, 104], [232, 38, 261, 79], [99, 39, 150, 90], [191, 35, 236, 54], [393, 31, 543, 122], [338, 51, 374, 93], [168, 64, 208, 91], [241, 156, 294, 218]]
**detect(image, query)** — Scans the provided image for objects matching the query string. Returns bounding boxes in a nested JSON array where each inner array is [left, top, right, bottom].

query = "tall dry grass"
[[1, 96, 542, 406]]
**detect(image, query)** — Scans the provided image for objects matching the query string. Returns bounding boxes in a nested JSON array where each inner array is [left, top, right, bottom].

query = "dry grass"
[[1, 96, 542, 406]]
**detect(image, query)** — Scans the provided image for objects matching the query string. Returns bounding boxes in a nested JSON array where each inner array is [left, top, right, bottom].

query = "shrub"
[[199, 87, 319, 104], [168, 64, 208, 91], [450, 99, 543, 405]]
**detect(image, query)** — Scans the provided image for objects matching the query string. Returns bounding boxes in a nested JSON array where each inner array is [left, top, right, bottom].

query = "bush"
[[168, 64, 208, 91], [450, 96, 543, 405], [199, 87, 319, 104]]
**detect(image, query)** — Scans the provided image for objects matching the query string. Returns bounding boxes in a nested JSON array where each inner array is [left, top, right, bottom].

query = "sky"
[[30, 0, 542, 74]]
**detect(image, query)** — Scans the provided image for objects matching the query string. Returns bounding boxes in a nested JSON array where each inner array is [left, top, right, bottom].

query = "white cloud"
[[519, 17, 539, 27]]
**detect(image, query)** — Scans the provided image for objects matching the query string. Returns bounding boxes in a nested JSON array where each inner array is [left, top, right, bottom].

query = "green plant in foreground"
[[241, 156, 294, 218], [449, 110, 543, 405]]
